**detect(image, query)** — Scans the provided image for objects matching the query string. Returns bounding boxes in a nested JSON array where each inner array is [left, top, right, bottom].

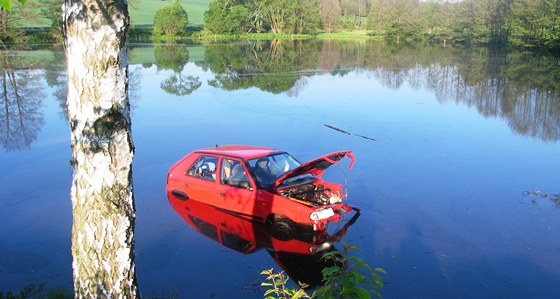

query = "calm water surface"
[[1, 40, 559, 298]]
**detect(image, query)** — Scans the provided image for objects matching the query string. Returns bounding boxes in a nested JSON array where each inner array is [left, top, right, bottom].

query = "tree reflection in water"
[[199, 40, 559, 141], [1, 40, 558, 154], [154, 43, 201, 96], [0, 51, 45, 151]]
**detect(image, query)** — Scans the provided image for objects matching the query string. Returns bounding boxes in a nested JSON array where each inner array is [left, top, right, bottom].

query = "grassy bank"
[[147, 30, 383, 43]]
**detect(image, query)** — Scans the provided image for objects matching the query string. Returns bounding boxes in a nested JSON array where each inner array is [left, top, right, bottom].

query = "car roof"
[[195, 145, 284, 160]]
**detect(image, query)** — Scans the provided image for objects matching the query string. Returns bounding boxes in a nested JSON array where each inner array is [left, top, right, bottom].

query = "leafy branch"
[[261, 244, 385, 299]]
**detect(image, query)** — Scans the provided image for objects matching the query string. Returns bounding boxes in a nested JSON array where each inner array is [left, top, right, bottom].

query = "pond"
[[1, 40, 559, 298]]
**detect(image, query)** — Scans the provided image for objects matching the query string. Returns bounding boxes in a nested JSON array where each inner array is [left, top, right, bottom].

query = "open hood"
[[273, 151, 355, 187]]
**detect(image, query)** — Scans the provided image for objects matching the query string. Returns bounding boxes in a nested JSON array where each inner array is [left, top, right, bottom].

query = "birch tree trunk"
[[64, 0, 139, 297]]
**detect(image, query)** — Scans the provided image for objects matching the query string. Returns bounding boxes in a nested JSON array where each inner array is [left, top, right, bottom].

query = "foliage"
[[204, 0, 322, 35], [506, 0, 560, 51], [261, 245, 385, 299], [295, 0, 321, 34], [0, 0, 26, 12], [40, 0, 64, 42], [261, 269, 311, 299], [0, 283, 72, 299], [203, 0, 250, 34], [130, 0, 208, 26], [263, 0, 298, 34], [314, 245, 385, 299], [0, 283, 46, 299], [153, 0, 189, 37]]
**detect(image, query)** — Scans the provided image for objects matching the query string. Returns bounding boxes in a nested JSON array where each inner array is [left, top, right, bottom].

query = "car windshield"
[[248, 153, 300, 187]]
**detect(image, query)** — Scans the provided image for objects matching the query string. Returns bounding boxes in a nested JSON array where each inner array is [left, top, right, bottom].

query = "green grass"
[[130, 0, 209, 26], [14, 0, 210, 27], [316, 30, 383, 40]]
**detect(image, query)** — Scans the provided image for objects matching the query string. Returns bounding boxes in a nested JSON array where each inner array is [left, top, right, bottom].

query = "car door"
[[182, 155, 220, 204], [215, 158, 259, 220]]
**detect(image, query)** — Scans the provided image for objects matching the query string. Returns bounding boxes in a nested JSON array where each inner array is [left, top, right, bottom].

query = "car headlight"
[[310, 207, 335, 221]]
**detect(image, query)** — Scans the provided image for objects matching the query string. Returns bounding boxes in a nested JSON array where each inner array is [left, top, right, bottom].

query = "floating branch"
[[324, 124, 351, 135], [324, 124, 376, 141]]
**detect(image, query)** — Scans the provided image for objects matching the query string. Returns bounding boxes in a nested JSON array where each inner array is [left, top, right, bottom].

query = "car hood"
[[273, 150, 355, 187]]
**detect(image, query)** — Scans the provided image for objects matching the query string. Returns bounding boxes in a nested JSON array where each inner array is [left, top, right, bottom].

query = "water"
[[1, 40, 559, 298]]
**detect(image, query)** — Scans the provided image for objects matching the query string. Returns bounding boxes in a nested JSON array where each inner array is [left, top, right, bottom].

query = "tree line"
[[2, 0, 559, 53], [202, 0, 559, 52]]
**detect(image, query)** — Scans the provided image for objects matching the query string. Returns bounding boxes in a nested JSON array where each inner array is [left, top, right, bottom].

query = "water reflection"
[[154, 43, 201, 96], [168, 192, 359, 288], [0, 51, 45, 151], [1, 40, 559, 153], [197, 41, 560, 141]]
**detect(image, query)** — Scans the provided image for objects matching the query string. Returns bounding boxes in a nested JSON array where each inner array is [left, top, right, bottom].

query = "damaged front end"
[[277, 174, 345, 206], [271, 151, 357, 230]]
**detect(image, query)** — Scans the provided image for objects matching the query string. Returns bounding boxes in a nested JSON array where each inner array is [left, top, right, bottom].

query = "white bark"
[[64, 0, 139, 297]]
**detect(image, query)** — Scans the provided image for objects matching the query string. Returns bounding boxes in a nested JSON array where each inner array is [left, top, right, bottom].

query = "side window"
[[221, 159, 251, 189], [186, 156, 218, 181]]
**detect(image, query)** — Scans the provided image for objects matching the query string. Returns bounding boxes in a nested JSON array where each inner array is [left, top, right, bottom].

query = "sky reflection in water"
[[0, 42, 559, 298]]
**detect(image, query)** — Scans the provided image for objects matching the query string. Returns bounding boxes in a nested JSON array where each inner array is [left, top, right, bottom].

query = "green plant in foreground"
[[261, 244, 385, 299], [261, 269, 311, 299], [0, 282, 72, 299], [315, 245, 385, 299]]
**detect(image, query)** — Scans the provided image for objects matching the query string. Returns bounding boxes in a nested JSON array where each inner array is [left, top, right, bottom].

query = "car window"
[[221, 159, 251, 188], [186, 155, 218, 181], [249, 153, 300, 187]]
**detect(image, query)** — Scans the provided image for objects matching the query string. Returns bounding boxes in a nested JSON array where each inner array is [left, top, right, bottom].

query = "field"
[[130, 0, 210, 26], [15, 0, 210, 27]]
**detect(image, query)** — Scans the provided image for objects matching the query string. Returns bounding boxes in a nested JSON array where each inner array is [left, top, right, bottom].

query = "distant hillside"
[[130, 0, 210, 26]]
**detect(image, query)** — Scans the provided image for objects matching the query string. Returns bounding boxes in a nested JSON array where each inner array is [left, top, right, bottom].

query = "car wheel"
[[267, 217, 294, 241]]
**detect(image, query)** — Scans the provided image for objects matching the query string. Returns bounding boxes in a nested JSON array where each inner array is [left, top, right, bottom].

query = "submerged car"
[[166, 145, 357, 231]]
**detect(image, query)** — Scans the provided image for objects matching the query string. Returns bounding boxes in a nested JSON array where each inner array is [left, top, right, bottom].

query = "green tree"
[[295, 0, 321, 34], [41, 0, 65, 42], [451, 0, 491, 45], [262, 0, 298, 34], [204, 0, 250, 34], [506, 0, 560, 51], [153, 0, 189, 37], [0, 0, 28, 45]]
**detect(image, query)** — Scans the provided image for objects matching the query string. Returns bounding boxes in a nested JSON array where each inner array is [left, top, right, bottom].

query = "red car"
[[166, 145, 357, 231]]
